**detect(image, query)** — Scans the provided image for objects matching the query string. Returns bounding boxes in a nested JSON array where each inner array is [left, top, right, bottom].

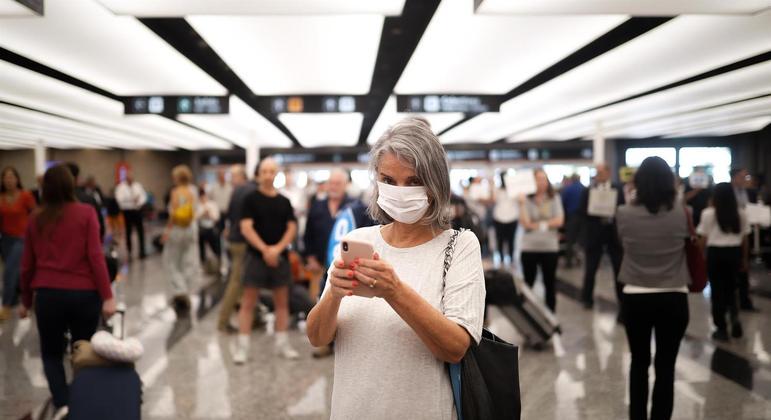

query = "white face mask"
[[377, 182, 429, 225]]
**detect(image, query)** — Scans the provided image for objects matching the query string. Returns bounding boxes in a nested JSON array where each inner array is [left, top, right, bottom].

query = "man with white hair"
[[303, 170, 353, 274]]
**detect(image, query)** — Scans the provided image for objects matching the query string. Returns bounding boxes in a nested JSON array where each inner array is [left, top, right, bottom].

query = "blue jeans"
[[1, 236, 23, 307]]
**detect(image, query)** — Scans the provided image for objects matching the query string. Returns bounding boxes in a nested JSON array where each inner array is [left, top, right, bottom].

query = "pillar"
[[592, 121, 605, 165], [34, 139, 46, 175]]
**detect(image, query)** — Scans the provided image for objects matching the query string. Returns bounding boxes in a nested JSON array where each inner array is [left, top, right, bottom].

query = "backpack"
[[170, 187, 194, 227]]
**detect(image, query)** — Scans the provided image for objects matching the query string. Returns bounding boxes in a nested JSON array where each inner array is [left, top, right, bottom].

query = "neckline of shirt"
[[375, 225, 453, 253]]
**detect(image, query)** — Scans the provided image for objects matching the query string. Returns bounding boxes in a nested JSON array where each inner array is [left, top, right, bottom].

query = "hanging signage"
[[124, 96, 228, 116], [396, 95, 500, 113], [266, 95, 362, 114]]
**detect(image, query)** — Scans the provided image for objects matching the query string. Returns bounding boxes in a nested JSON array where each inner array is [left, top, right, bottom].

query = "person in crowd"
[[730, 167, 756, 311], [232, 157, 299, 363], [115, 170, 147, 260], [309, 180, 328, 208], [83, 175, 104, 207], [65, 163, 105, 242], [307, 117, 485, 419], [30, 174, 43, 204], [697, 183, 750, 341], [209, 168, 232, 233], [616, 156, 689, 420], [465, 176, 492, 256], [19, 165, 115, 418], [580, 163, 625, 315], [103, 185, 124, 241], [161, 165, 199, 314], [518, 169, 564, 312], [217, 165, 253, 333], [560, 173, 585, 268], [197, 186, 221, 264], [683, 166, 713, 227], [0, 166, 36, 321], [492, 172, 519, 267], [304, 170, 353, 274]]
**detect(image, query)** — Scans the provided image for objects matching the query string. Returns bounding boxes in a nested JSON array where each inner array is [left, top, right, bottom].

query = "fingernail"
[[352, 281, 359, 287], [347, 291, 353, 296], [354, 257, 360, 264], [347, 271, 354, 278]]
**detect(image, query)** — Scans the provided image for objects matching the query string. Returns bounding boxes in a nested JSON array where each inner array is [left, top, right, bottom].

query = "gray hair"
[[367, 116, 451, 230]]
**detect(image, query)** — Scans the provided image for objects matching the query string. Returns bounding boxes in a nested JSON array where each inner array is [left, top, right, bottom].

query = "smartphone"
[[339, 238, 377, 298]]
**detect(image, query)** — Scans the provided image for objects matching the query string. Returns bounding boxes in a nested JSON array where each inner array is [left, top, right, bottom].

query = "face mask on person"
[[377, 182, 429, 224]]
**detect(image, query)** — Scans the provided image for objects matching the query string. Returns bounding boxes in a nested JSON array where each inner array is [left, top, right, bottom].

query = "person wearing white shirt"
[[492, 173, 519, 267], [115, 171, 147, 259], [697, 183, 751, 341], [197, 187, 221, 264], [209, 169, 233, 232]]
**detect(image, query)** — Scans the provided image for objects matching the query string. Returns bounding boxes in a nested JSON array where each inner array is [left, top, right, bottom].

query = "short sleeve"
[[241, 192, 257, 222], [284, 197, 297, 222], [23, 191, 36, 211], [442, 230, 486, 344], [696, 208, 713, 237]]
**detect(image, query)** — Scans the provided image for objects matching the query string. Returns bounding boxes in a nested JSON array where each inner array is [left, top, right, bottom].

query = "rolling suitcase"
[[68, 309, 143, 420], [485, 269, 560, 348]]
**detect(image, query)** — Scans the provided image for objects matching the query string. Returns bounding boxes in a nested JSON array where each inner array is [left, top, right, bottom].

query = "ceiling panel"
[[366, 96, 464, 144], [96, 0, 406, 17], [441, 11, 771, 143], [476, 0, 771, 15], [665, 116, 771, 138], [0, 0, 37, 16], [395, 0, 626, 94], [0, 0, 225, 96], [189, 15, 383, 95], [125, 114, 233, 150], [278, 113, 363, 147], [601, 96, 771, 138], [511, 61, 771, 141], [178, 97, 293, 148], [0, 60, 232, 150]]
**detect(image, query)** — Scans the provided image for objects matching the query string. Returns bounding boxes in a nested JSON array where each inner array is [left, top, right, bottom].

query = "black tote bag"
[[443, 230, 521, 420]]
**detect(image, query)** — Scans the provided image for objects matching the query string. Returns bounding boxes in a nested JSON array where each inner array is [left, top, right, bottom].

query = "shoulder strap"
[[683, 205, 695, 237], [442, 228, 465, 287]]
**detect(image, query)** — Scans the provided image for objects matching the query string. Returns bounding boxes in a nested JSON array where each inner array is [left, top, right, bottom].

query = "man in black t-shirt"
[[233, 157, 299, 364]]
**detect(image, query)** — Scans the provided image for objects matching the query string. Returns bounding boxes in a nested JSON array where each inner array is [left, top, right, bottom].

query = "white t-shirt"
[[696, 207, 750, 247], [493, 188, 519, 223], [324, 226, 485, 420], [197, 200, 220, 229]]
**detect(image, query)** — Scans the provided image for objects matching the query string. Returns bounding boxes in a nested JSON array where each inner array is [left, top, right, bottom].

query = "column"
[[34, 139, 46, 175], [592, 121, 605, 165], [246, 132, 260, 178]]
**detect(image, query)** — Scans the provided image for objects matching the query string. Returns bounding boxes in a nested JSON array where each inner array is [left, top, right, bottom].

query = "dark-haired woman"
[[518, 168, 564, 312], [697, 182, 750, 341], [0, 166, 36, 321], [20, 165, 115, 416], [616, 156, 689, 420]]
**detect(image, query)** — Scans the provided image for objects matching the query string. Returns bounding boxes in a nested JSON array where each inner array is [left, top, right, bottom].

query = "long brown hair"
[[36, 165, 76, 233], [1, 166, 23, 194]]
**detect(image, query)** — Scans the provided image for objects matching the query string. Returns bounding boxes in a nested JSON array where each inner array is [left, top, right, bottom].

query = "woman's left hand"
[[18, 306, 29, 319], [352, 253, 402, 300]]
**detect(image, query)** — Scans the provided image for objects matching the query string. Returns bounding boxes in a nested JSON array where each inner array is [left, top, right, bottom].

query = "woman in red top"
[[0, 166, 36, 321], [20, 165, 116, 413]]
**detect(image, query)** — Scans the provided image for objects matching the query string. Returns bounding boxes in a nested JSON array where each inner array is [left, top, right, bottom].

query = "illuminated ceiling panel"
[[511, 61, 771, 141], [366, 96, 464, 144], [395, 0, 626, 94], [189, 15, 383, 95], [665, 116, 771, 138], [278, 113, 363, 148], [0, 60, 232, 150], [178, 97, 294, 148], [476, 0, 771, 15], [0, 0, 37, 16], [441, 11, 771, 143], [0, 0, 225, 96], [96, 0, 406, 16]]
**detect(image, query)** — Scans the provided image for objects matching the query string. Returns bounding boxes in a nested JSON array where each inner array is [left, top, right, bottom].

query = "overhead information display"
[[396, 95, 500, 113], [124, 96, 229, 116]]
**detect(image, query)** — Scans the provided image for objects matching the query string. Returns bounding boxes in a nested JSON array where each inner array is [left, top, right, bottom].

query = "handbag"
[[443, 229, 521, 420], [683, 206, 707, 293]]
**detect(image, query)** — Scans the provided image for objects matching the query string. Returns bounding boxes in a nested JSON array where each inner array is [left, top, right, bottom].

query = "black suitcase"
[[69, 309, 142, 420], [484, 269, 560, 348]]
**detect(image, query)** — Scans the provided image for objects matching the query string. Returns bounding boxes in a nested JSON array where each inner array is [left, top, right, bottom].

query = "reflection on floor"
[[2, 254, 770, 419]]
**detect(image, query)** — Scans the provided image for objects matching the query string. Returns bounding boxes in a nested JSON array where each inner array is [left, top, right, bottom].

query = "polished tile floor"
[[2, 251, 771, 419]]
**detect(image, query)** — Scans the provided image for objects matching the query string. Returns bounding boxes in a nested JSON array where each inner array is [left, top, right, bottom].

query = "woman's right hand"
[[102, 298, 117, 320], [328, 259, 358, 299]]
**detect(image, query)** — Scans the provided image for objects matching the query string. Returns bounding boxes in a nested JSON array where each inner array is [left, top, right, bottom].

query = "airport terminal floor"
[[3, 246, 770, 420]]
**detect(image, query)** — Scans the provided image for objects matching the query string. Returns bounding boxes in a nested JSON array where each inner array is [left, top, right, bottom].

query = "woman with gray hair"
[[306, 117, 485, 419]]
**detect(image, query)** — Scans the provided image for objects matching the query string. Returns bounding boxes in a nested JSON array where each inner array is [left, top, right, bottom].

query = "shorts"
[[241, 252, 292, 289]]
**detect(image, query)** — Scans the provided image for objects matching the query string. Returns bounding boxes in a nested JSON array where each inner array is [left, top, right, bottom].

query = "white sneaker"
[[52, 405, 69, 420], [232, 345, 247, 365], [276, 341, 300, 360]]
